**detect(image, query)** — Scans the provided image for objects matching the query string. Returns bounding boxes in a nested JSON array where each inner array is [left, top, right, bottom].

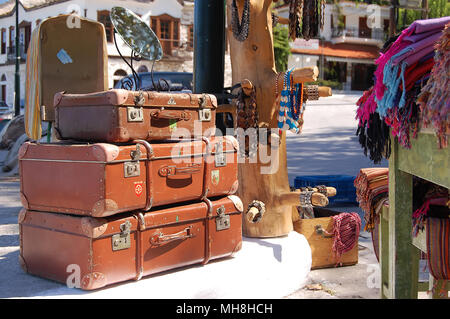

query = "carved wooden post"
[[226, 0, 331, 238]]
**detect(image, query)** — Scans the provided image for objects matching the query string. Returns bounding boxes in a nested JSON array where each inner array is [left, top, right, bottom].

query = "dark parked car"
[[114, 72, 193, 92]]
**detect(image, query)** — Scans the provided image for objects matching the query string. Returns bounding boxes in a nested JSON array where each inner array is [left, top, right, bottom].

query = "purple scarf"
[[374, 17, 450, 101]]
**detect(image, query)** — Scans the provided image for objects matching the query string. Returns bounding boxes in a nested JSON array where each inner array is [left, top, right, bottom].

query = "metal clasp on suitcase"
[[124, 144, 142, 178], [216, 205, 230, 231], [198, 94, 211, 122], [127, 92, 145, 122], [198, 109, 211, 122], [112, 221, 132, 251], [127, 106, 144, 122], [214, 142, 226, 167]]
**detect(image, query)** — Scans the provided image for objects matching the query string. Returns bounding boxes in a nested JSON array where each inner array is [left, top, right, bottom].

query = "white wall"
[[276, 2, 390, 42], [288, 54, 319, 70]]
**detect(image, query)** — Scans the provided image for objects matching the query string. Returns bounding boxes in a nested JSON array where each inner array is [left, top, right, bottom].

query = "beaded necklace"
[[231, 0, 250, 42], [288, 0, 325, 41], [290, 82, 304, 121], [277, 68, 300, 133]]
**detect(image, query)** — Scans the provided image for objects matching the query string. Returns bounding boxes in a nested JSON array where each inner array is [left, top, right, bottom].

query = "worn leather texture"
[[19, 197, 243, 290], [18, 137, 238, 217], [54, 89, 218, 142]]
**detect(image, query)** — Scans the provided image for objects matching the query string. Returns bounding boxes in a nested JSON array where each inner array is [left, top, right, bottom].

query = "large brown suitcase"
[[54, 89, 217, 142], [19, 136, 239, 217], [19, 196, 243, 290]]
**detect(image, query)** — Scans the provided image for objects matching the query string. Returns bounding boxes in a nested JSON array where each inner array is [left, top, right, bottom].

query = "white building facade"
[[0, 0, 214, 109], [276, 1, 391, 91]]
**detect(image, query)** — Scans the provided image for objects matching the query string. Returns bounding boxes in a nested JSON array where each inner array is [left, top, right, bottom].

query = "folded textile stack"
[[356, 17, 450, 163], [417, 23, 450, 149], [412, 179, 449, 237], [354, 168, 389, 232]]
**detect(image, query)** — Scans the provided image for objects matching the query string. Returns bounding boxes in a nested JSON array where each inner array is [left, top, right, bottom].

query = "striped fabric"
[[330, 212, 361, 266], [426, 217, 450, 281], [25, 26, 42, 140], [354, 168, 389, 232]]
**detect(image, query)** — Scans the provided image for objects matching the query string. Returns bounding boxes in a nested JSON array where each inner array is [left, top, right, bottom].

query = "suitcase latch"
[[216, 205, 230, 231], [214, 142, 226, 167], [112, 221, 131, 251], [127, 106, 144, 122], [198, 94, 207, 108], [198, 109, 211, 122], [124, 145, 141, 178], [124, 162, 140, 178]]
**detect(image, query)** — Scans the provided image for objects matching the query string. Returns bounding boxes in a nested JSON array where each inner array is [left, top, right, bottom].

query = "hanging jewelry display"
[[289, 0, 303, 41], [276, 68, 308, 134], [235, 85, 259, 158], [272, 12, 279, 27], [305, 84, 319, 101], [231, 0, 250, 42], [287, 0, 325, 41]]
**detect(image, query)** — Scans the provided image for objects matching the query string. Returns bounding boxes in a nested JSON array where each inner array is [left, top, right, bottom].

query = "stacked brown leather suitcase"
[[19, 89, 243, 290]]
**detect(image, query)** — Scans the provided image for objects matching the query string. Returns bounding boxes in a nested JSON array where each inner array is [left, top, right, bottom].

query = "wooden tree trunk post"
[[226, 0, 331, 238]]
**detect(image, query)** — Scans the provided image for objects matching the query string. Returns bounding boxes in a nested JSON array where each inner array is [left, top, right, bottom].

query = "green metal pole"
[[193, 0, 225, 94], [14, 0, 21, 117]]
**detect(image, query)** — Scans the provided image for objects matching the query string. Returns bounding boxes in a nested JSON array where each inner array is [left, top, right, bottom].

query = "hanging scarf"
[[426, 217, 450, 297], [25, 27, 43, 140], [327, 213, 362, 266], [417, 23, 450, 149], [374, 17, 450, 103], [356, 111, 391, 164]]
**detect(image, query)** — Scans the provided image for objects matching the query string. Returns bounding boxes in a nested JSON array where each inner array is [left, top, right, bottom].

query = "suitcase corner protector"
[[231, 241, 243, 257], [81, 272, 107, 290], [81, 216, 109, 238], [224, 135, 240, 151], [18, 207, 27, 224], [229, 180, 239, 195], [18, 142, 30, 159], [91, 199, 119, 218], [18, 254, 28, 273], [20, 193, 29, 210], [53, 91, 64, 107], [92, 144, 121, 162], [227, 195, 244, 213]]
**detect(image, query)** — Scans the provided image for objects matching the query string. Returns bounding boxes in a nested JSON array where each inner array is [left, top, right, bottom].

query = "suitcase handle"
[[151, 110, 192, 121], [150, 226, 193, 245], [158, 164, 202, 177], [315, 225, 333, 238]]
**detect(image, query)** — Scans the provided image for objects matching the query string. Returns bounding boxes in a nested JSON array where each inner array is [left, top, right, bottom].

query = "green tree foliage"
[[398, 0, 450, 28], [273, 25, 291, 72]]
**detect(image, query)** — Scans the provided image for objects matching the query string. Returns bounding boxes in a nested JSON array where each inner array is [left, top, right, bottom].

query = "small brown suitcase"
[[54, 89, 217, 142], [19, 136, 239, 217], [19, 196, 243, 290]]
